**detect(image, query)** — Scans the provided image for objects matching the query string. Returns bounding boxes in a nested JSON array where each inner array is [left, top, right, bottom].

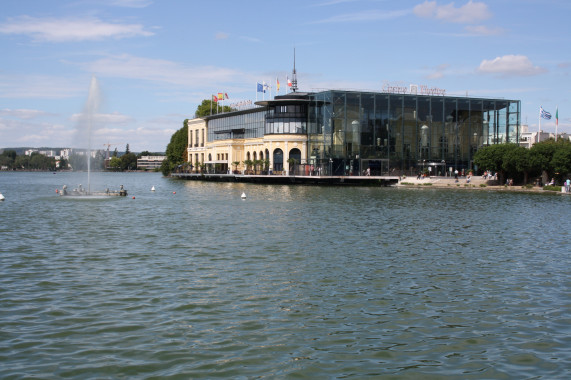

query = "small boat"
[[151, 186, 155, 191], [0, 193, 5, 201], [241, 192, 247, 199]]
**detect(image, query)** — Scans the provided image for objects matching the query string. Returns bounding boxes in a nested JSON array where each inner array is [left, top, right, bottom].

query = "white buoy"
[[0, 193, 4, 201], [241, 192, 246, 199], [151, 186, 155, 191]]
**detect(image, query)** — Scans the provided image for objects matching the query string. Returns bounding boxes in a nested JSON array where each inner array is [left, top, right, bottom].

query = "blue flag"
[[257, 83, 263, 93], [540, 106, 552, 120]]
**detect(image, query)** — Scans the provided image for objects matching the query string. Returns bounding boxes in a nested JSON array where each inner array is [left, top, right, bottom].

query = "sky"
[[0, 0, 569, 153]]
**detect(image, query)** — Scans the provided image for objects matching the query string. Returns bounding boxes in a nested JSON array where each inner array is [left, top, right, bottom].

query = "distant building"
[[137, 155, 166, 170], [519, 124, 571, 148]]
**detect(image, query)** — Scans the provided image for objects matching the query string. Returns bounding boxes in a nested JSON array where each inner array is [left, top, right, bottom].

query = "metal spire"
[[291, 48, 298, 93]]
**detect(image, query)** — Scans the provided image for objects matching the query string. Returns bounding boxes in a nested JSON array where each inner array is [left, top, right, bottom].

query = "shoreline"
[[397, 176, 569, 195]]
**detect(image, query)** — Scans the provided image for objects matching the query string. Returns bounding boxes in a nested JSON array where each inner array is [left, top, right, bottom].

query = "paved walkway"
[[398, 175, 570, 195]]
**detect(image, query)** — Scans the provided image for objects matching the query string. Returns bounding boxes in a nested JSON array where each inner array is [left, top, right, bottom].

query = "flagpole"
[[555, 105, 558, 141], [538, 107, 541, 143]]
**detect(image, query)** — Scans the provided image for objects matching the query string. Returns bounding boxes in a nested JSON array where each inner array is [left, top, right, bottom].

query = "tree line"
[[473, 139, 571, 185], [1, 145, 162, 172], [0, 150, 57, 171]]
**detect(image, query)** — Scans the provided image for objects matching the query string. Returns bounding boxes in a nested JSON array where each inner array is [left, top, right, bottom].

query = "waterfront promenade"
[[171, 172, 571, 194]]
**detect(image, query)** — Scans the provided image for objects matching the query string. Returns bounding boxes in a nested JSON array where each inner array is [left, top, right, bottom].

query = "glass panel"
[[431, 98, 444, 160], [360, 94, 375, 159], [375, 94, 389, 160], [332, 92, 346, 158], [346, 93, 360, 160], [417, 97, 431, 163], [457, 99, 470, 166], [403, 96, 416, 169]]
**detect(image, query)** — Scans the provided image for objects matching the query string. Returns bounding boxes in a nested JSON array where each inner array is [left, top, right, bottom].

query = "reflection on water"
[[0, 172, 569, 378]]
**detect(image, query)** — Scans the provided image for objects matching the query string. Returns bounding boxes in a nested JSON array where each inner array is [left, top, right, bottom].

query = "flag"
[[276, 78, 280, 92], [225, 93, 229, 99], [263, 82, 268, 92], [212, 95, 218, 103], [555, 106, 558, 126], [218, 93, 223, 101], [540, 106, 552, 120], [257, 83, 263, 92], [287, 76, 292, 87]]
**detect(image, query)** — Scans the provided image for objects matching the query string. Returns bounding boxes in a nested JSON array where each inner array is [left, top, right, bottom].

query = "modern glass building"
[[188, 89, 520, 176]]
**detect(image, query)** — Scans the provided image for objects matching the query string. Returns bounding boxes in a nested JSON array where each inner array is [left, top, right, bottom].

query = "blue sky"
[[0, 0, 569, 152]]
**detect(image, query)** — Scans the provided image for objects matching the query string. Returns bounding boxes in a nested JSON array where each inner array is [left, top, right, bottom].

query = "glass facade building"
[[306, 91, 520, 175], [194, 90, 520, 176]]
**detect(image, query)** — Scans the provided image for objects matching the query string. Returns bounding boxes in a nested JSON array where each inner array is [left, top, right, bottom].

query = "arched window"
[[247, 151, 251, 161], [208, 153, 212, 161], [253, 151, 257, 161], [273, 148, 283, 171], [289, 148, 301, 164]]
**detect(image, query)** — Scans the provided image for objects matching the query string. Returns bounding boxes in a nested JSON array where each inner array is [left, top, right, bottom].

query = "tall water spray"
[[84, 76, 101, 194]]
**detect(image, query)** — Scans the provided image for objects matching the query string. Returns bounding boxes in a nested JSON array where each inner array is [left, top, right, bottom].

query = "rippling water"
[[1, 172, 569, 379]]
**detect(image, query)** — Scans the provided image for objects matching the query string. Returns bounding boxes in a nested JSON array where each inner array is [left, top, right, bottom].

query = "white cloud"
[[425, 63, 450, 79], [0, 108, 53, 119], [312, 9, 410, 24], [478, 55, 546, 77], [413, 1, 491, 24], [108, 0, 153, 8], [0, 74, 83, 99], [70, 111, 134, 125], [0, 16, 153, 42], [82, 54, 249, 87], [465, 25, 503, 36]]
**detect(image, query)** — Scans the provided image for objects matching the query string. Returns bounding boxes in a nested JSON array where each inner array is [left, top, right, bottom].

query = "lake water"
[[1, 171, 569, 379]]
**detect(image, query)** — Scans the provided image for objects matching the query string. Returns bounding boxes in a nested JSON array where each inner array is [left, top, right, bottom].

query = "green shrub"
[[543, 185, 561, 191]]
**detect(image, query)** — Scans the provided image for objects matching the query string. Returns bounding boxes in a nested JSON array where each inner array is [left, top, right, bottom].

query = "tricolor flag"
[[277, 77, 280, 93], [540, 106, 552, 120], [212, 95, 218, 103], [287, 76, 292, 87], [225, 93, 229, 99], [555, 106, 558, 127]]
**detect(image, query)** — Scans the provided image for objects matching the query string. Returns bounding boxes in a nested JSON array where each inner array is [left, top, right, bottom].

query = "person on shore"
[[566, 178, 570, 192]]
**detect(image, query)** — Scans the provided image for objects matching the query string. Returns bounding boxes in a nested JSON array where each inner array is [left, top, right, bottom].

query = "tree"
[[161, 120, 188, 176], [551, 142, 571, 182], [121, 152, 137, 171], [503, 145, 531, 184], [473, 144, 518, 185], [14, 155, 30, 170], [195, 99, 234, 117], [0, 150, 16, 169], [529, 139, 571, 182], [109, 157, 122, 170]]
